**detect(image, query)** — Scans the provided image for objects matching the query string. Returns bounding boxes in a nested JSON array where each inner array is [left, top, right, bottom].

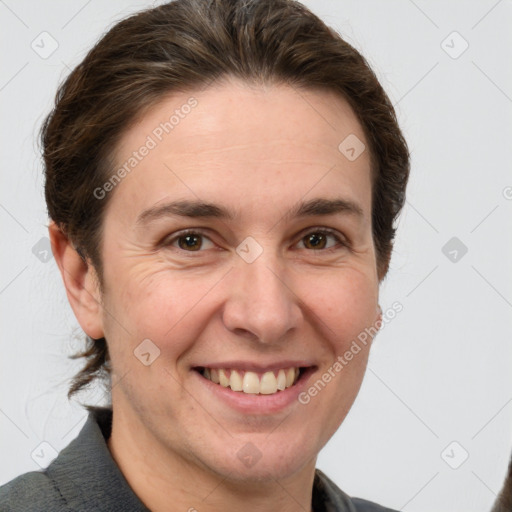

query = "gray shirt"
[[0, 407, 397, 511]]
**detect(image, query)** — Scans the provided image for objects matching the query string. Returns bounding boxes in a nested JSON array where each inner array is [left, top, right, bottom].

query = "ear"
[[48, 221, 105, 340]]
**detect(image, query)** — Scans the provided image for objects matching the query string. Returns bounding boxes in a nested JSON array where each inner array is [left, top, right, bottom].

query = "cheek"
[[299, 268, 378, 350], [102, 262, 221, 355], [102, 251, 378, 370], [296, 271, 376, 433]]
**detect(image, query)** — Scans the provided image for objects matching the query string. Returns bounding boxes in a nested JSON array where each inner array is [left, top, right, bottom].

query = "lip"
[[191, 360, 315, 372], [191, 365, 317, 415]]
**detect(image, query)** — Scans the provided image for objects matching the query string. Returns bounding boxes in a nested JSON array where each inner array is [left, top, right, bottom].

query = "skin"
[[50, 77, 383, 512]]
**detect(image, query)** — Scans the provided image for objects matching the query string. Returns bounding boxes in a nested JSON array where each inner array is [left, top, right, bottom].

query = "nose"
[[221, 249, 303, 344]]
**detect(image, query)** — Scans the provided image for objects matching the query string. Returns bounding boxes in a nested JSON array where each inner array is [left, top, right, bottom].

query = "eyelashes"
[[162, 227, 348, 254], [167, 230, 215, 252]]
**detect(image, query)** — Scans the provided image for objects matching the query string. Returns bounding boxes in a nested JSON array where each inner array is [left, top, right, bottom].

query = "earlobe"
[[48, 221, 105, 340]]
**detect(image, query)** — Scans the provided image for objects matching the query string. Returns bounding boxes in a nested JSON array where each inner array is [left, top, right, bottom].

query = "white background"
[[1, 1, 511, 511]]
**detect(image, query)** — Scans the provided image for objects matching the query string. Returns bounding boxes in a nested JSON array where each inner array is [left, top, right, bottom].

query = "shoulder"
[[0, 470, 69, 512], [314, 469, 398, 512], [0, 407, 109, 512], [0, 407, 148, 512], [351, 497, 398, 512]]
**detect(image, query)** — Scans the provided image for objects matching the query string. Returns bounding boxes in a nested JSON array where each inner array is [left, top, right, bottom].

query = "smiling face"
[[90, 77, 380, 484]]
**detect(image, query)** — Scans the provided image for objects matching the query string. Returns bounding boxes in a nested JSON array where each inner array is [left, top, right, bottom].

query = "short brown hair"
[[42, 0, 410, 399]]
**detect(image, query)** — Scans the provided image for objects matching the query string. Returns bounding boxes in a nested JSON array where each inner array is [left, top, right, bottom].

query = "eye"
[[162, 227, 346, 254], [165, 230, 215, 252], [296, 228, 346, 251]]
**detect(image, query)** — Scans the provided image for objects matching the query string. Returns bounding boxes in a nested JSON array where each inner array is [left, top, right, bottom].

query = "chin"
[[199, 434, 318, 484]]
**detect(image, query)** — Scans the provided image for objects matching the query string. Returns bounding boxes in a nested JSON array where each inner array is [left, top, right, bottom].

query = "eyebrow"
[[136, 197, 364, 226]]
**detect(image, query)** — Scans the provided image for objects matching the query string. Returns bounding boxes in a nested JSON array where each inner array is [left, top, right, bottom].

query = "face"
[[95, 78, 380, 482]]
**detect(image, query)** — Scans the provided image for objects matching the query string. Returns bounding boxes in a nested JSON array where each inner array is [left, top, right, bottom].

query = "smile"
[[196, 367, 303, 395]]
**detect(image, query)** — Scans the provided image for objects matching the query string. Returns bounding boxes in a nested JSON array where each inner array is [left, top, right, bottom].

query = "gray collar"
[[47, 406, 359, 512]]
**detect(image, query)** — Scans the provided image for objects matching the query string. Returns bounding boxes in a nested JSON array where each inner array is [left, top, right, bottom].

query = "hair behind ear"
[[68, 336, 110, 400]]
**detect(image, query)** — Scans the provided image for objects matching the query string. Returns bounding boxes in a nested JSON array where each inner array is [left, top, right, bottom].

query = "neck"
[[107, 403, 317, 512]]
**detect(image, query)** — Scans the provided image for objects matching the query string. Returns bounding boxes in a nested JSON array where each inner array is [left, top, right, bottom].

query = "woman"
[[0, 0, 409, 510]]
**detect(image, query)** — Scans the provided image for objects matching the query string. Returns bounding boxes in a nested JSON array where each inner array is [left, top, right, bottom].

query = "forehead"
[[107, 78, 372, 225]]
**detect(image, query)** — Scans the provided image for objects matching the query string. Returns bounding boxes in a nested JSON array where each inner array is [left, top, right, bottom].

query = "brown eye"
[[177, 233, 203, 251], [297, 229, 344, 251], [303, 232, 327, 250], [165, 230, 215, 252]]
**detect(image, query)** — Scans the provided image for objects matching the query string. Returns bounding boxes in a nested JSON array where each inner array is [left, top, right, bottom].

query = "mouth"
[[193, 366, 309, 395]]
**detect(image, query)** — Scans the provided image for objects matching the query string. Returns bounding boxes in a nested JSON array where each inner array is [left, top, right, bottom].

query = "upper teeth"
[[202, 367, 300, 395]]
